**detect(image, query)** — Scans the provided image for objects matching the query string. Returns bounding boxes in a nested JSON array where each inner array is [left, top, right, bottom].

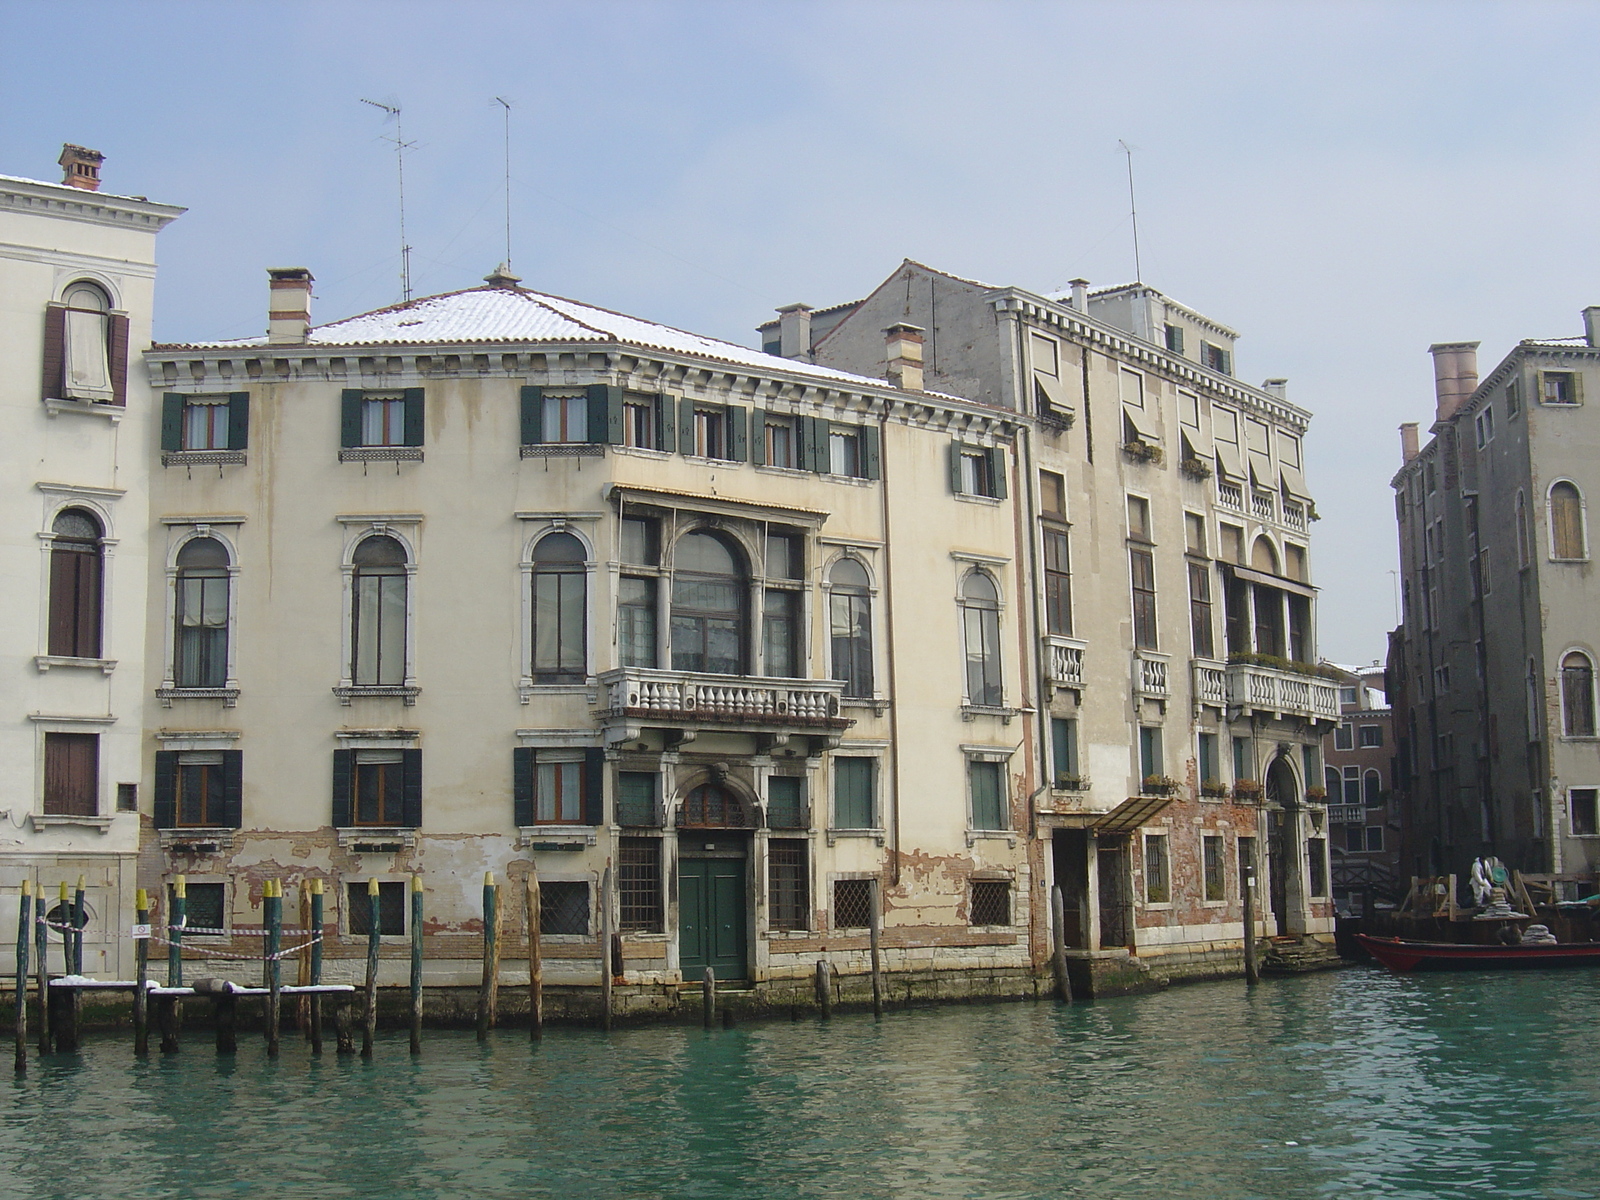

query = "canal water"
[[3, 966, 1598, 1199]]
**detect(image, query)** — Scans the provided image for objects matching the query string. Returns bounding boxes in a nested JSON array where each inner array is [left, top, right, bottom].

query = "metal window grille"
[[170, 883, 226, 933], [616, 772, 659, 827], [969, 880, 1009, 927], [618, 839, 662, 933], [540, 880, 590, 936], [767, 776, 806, 830], [833, 878, 873, 930], [768, 840, 809, 931], [347, 881, 405, 936], [1203, 837, 1226, 902]]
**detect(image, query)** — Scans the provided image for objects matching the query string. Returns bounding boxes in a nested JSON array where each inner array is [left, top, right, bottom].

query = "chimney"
[[1400, 422, 1420, 463], [1262, 378, 1288, 400], [58, 144, 104, 192], [484, 263, 522, 289], [1428, 341, 1480, 423], [267, 268, 314, 345], [1068, 279, 1090, 313], [1584, 306, 1600, 348], [885, 323, 924, 391], [776, 303, 812, 360]]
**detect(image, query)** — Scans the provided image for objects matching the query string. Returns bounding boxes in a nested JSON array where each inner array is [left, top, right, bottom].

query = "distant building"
[[0, 147, 183, 974], [1392, 314, 1600, 892], [1320, 662, 1401, 915]]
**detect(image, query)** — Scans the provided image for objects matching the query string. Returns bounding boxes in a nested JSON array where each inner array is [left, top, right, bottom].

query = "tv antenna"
[[361, 98, 416, 302], [1118, 139, 1142, 284], [494, 97, 514, 271]]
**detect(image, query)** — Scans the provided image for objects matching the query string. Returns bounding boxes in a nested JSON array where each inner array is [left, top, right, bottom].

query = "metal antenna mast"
[[494, 97, 514, 271], [361, 98, 415, 302], [1118, 139, 1142, 284]]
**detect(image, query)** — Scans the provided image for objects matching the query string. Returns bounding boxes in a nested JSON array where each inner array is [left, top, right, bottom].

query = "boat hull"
[[1357, 932, 1600, 972]]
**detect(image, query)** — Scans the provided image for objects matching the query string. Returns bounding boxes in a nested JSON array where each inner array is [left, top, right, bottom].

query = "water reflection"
[[2, 969, 1599, 1198]]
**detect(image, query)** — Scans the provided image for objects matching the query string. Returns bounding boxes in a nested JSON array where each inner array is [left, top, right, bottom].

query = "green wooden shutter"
[[513, 746, 536, 827], [160, 394, 184, 452], [796, 416, 816, 471], [861, 423, 881, 480], [401, 749, 423, 828], [402, 387, 425, 447], [727, 404, 748, 461], [583, 748, 606, 825], [340, 390, 364, 448], [949, 443, 965, 494], [153, 751, 178, 829], [220, 750, 244, 828], [988, 447, 1007, 499], [586, 383, 621, 444], [331, 750, 353, 828], [227, 392, 250, 451], [812, 418, 832, 473], [678, 396, 695, 455], [657, 394, 676, 452], [751, 409, 768, 465], [521, 386, 544, 445]]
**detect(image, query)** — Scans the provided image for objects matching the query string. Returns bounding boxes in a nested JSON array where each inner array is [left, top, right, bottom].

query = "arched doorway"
[[1265, 756, 1299, 935], [676, 781, 752, 980]]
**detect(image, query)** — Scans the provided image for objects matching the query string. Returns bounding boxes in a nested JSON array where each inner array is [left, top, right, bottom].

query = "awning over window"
[[1091, 794, 1175, 834], [1227, 563, 1317, 599], [1214, 439, 1242, 480], [1123, 406, 1160, 444], [1279, 462, 1311, 499], [1181, 421, 1211, 459], [1034, 369, 1072, 415]]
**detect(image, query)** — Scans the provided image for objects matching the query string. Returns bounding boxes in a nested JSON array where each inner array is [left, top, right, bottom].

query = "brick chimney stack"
[[1400, 422, 1420, 463], [776, 303, 813, 360], [58, 144, 104, 192], [885, 323, 924, 392], [267, 268, 314, 345], [1429, 341, 1480, 423]]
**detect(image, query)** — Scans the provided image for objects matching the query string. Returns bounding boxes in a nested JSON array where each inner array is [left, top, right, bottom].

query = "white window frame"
[[335, 516, 421, 703], [159, 522, 242, 701], [518, 517, 599, 700]]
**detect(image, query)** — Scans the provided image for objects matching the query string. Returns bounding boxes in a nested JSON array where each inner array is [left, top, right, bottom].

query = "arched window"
[[829, 558, 873, 698], [61, 282, 113, 401], [48, 508, 103, 658], [1325, 766, 1341, 798], [1550, 482, 1586, 560], [1250, 535, 1279, 575], [1363, 769, 1382, 807], [531, 531, 587, 682], [671, 532, 746, 675], [352, 535, 408, 685], [175, 537, 230, 688], [1562, 651, 1596, 737], [680, 783, 751, 828], [961, 570, 1002, 707]]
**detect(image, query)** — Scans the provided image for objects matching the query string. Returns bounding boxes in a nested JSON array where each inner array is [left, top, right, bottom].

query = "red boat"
[[1358, 932, 1600, 972]]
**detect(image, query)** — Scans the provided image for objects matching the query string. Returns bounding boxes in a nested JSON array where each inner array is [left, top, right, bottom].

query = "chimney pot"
[[484, 263, 522, 289], [267, 267, 315, 345], [1262, 378, 1288, 400], [1584, 307, 1600, 348], [1400, 422, 1420, 463], [885, 323, 925, 392], [1428, 341, 1480, 424], [1068, 279, 1090, 313], [776, 303, 813, 361], [58, 144, 104, 192]]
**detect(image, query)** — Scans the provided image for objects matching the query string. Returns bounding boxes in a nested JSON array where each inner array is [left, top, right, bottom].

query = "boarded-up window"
[[44, 732, 97, 816], [1551, 482, 1585, 559]]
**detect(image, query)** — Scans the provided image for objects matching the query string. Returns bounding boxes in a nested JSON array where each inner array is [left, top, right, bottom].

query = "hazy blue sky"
[[4, 0, 1596, 662]]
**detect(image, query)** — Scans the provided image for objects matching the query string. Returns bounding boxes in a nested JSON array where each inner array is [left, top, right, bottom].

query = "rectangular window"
[[1203, 835, 1225, 901], [348, 881, 406, 937], [1507, 377, 1521, 418], [536, 757, 585, 824], [833, 878, 873, 930], [618, 839, 663, 932], [539, 881, 590, 935], [1335, 723, 1354, 750], [1198, 732, 1218, 788], [1165, 324, 1185, 354], [828, 429, 861, 477], [969, 760, 1007, 830], [1040, 470, 1066, 517], [1188, 561, 1214, 658], [1475, 407, 1495, 448], [1043, 525, 1073, 636], [764, 416, 797, 468], [353, 750, 406, 826], [693, 408, 726, 458], [542, 393, 588, 444], [621, 398, 656, 448], [1343, 766, 1362, 806], [620, 517, 658, 565], [174, 882, 226, 934], [117, 783, 137, 812], [1139, 726, 1163, 782], [1346, 823, 1366, 852], [176, 751, 226, 827], [1031, 332, 1059, 375], [762, 589, 801, 677], [1233, 736, 1250, 781], [181, 395, 231, 450], [1144, 835, 1170, 903], [1365, 826, 1385, 853], [767, 775, 806, 829], [1220, 524, 1244, 565], [1127, 495, 1151, 541], [1307, 838, 1328, 897], [617, 576, 658, 668], [1543, 372, 1577, 405], [951, 444, 1005, 498], [616, 772, 658, 827], [1130, 548, 1158, 650], [766, 532, 802, 580], [1051, 717, 1079, 783], [833, 757, 875, 829], [1571, 788, 1598, 836], [1185, 512, 1206, 555], [43, 732, 97, 816], [1358, 725, 1383, 749], [1202, 343, 1232, 376], [970, 880, 1010, 926], [1120, 369, 1145, 409], [362, 393, 408, 447], [961, 450, 993, 496], [768, 840, 809, 931]]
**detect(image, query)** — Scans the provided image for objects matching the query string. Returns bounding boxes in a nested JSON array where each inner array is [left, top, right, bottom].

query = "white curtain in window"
[[64, 306, 112, 399]]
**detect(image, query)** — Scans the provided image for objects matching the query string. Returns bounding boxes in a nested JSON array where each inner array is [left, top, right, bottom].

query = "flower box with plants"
[[1225, 651, 1345, 682], [1232, 778, 1263, 801], [1179, 456, 1212, 481], [1305, 785, 1328, 802], [1122, 440, 1165, 466], [1141, 775, 1180, 796], [1200, 778, 1230, 798], [1054, 773, 1091, 792]]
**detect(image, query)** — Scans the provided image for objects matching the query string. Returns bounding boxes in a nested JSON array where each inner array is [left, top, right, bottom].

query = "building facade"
[[1321, 662, 1401, 915], [1393, 317, 1600, 891], [764, 262, 1338, 980], [0, 148, 183, 976]]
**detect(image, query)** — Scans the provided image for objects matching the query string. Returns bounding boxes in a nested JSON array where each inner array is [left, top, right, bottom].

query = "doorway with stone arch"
[[676, 776, 754, 981]]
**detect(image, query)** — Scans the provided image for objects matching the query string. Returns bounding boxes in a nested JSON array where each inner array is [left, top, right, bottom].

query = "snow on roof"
[[0, 173, 179, 210], [164, 284, 893, 389]]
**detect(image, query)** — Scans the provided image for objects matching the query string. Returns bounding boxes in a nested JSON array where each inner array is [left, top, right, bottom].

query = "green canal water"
[[3, 966, 1599, 1199]]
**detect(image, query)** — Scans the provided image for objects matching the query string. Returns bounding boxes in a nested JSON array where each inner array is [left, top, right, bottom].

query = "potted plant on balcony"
[[1179, 456, 1212, 481], [1055, 772, 1090, 792], [1200, 777, 1229, 798], [1232, 778, 1263, 801], [1305, 785, 1328, 802], [1122, 440, 1165, 466], [1141, 775, 1179, 796]]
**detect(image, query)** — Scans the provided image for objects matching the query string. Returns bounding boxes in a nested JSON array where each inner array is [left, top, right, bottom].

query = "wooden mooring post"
[[308, 879, 324, 1055], [361, 878, 379, 1058], [34, 893, 49, 1055], [599, 865, 613, 1033], [52, 881, 79, 1052], [868, 884, 884, 1021], [14, 881, 29, 1075], [1243, 865, 1260, 986], [72, 876, 85, 975], [702, 968, 715, 1030], [526, 868, 542, 1041], [264, 879, 282, 1057], [1050, 885, 1073, 1005], [133, 888, 149, 1058], [477, 872, 499, 1041], [162, 874, 185, 1055], [296, 881, 312, 1036], [409, 874, 423, 1055]]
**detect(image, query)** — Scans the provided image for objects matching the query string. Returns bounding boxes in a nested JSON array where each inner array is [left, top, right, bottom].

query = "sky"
[[4, 0, 1598, 664]]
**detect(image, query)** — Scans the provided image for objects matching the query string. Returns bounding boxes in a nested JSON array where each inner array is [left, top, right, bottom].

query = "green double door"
[[679, 852, 748, 981]]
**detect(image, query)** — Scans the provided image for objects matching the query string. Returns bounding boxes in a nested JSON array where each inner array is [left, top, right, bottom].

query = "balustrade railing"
[[1044, 636, 1086, 688], [1217, 479, 1244, 512], [598, 668, 847, 726], [1191, 659, 1227, 708], [1225, 660, 1339, 720], [1134, 652, 1169, 698], [1250, 489, 1276, 523]]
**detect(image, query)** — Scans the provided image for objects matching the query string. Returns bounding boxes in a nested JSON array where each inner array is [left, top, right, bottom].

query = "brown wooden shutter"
[[47, 548, 77, 656], [44, 733, 98, 816], [108, 313, 129, 406], [41, 304, 65, 401]]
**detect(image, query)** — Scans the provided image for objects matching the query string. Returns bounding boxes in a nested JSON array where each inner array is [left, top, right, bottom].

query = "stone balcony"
[[1225, 659, 1339, 721], [1043, 635, 1086, 691], [1133, 650, 1169, 699], [1191, 658, 1227, 708], [596, 668, 852, 740]]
